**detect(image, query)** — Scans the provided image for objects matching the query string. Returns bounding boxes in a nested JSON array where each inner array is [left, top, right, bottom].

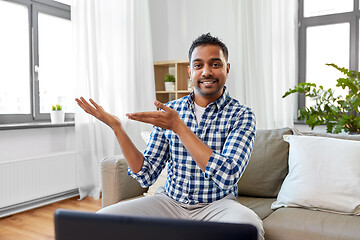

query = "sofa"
[[101, 128, 360, 240]]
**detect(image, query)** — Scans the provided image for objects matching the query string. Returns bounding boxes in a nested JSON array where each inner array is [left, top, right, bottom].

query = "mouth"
[[199, 79, 218, 86]]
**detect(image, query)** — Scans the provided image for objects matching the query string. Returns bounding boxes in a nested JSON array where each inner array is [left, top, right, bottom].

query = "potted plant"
[[164, 74, 175, 91], [50, 104, 65, 124], [283, 63, 360, 134]]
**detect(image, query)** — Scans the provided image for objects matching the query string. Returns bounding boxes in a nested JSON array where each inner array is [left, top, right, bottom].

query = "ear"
[[226, 63, 230, 74], [187, 65, 191, 77]]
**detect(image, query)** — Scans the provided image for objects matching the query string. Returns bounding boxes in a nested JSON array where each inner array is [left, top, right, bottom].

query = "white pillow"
[[141, 131, 151, 144], [271, 135, 360, 215], [141, 131, 167, 196]]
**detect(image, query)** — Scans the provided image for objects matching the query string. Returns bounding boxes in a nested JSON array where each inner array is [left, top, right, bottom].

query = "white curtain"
[[234, 0, 297, 129], [72, 0, 155, 199]]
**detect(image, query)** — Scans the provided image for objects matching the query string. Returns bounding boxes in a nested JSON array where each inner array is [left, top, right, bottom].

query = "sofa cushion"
[[293, 128, 360, 141], [263, 207, 360, 240], [101, 156, 148, 207], [272, 135, 360, 215], [237, 196, 275, 220], [237, 128, 292, 198]]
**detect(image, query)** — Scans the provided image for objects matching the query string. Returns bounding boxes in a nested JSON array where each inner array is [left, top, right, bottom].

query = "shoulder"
[[224, 97, 255, 118], [165, 95, 190, 111], [222, 98, 256, 131]]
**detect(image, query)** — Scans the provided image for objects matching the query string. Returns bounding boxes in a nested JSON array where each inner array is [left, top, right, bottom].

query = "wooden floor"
[[0, 196, 102, 240]]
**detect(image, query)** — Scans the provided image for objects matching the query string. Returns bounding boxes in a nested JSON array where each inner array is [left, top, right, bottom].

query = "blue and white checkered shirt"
[[129, 87, 256, 204]]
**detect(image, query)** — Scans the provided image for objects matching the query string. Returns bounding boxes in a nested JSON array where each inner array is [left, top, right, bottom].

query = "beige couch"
[[101, 128, 360, 240]]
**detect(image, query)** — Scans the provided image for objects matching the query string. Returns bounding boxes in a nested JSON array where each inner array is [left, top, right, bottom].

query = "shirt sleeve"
[[128, 126, 169, 188], [204, 108, 256, 190]]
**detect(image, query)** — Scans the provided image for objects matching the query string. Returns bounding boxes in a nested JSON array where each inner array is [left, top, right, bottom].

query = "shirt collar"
[[187, 86, 230, 110]]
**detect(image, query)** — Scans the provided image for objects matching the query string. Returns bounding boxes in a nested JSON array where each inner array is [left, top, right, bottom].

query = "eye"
[[212, 62, 222, 68], [193, 63, 202, 69]]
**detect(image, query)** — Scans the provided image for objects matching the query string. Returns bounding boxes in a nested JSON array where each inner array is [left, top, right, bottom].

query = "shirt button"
[[188, 195, 192, 199], [190, 176, 194, 180]]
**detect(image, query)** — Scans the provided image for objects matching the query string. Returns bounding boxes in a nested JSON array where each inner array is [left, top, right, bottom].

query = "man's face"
[[188, 45, 230, 102]]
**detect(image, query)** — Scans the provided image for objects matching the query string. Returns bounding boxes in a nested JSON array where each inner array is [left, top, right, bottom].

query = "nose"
[[202, 64, 213, 78]]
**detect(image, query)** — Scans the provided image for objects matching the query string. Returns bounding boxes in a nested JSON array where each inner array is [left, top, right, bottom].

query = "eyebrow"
[[192, 58, 223, 63]]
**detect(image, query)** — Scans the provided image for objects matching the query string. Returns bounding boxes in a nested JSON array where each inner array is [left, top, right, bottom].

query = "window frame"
[[298, 0, 360, 110], [0, 0, 72, 124]]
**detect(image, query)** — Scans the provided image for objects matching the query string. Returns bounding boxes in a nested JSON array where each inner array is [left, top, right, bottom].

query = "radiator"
[[0, 152, 77, 210]]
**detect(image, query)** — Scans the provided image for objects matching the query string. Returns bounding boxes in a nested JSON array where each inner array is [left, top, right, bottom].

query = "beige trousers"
[[98, 187, 264, 240]]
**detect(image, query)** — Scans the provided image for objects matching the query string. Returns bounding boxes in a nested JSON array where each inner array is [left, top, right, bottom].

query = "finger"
[[76, 97, 98, 115], [80, 97, 96, 111], [89, 98, 102, 110], [75, 97, 85, 105], [127, 111, 164, 120], [154, 100, 172, 112], [127, 114, 158, 125], [75, 98, 82, 105], [75, 98, 88, 111]]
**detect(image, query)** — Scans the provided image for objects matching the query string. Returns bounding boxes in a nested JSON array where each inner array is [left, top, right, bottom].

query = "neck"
[[193, 89, 223, 107]]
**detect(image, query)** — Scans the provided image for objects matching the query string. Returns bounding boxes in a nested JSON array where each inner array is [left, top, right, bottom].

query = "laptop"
[[54, 209, 258, 240]]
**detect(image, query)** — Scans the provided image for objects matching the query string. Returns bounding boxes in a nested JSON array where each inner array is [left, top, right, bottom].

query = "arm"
[[204, 110, 256, 190], [126, 100, 213, 172], [128, 126, 170, 188], [75, 97, 144, 173]]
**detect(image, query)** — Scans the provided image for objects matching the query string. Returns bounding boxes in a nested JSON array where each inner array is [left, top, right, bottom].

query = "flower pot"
[[51, 110, 65, 124], [349, 131, 360, 135], [164, 82, 175, 91]]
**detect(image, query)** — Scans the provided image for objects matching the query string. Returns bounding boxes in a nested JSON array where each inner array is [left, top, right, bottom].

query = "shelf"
[[156, 91, 177, 94], [154, 60, 189, 65], [177, 90, 192, 93], [154, 59, 192, 103]]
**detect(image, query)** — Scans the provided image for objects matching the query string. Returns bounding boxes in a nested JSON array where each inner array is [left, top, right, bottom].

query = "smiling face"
[[188, 44, 230, 107]]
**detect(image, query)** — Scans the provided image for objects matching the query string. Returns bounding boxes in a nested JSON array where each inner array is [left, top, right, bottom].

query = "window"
[[298, 0, 360, 109], [0, 1, 30, 115], [0, 0, 72, 124], [38, 11, 73, 113]]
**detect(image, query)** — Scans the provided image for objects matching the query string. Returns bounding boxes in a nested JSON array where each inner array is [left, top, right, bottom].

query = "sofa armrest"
[[101, 155, 148, 208]]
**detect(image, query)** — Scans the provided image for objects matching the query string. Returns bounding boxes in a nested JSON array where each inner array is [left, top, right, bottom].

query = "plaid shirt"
[[129, 87, 256, 204]]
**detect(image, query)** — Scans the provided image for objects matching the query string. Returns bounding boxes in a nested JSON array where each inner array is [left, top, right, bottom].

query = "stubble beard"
[[194, 77, 223, 96]]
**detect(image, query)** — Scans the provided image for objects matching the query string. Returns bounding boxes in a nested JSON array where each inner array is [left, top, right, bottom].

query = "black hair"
[[188, 33, 229, 63]]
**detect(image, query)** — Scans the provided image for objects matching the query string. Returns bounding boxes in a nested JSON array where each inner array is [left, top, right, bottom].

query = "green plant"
[[283, 63, 360, 134], [52, 104, 62, 111], [164, 74, 175, 82]]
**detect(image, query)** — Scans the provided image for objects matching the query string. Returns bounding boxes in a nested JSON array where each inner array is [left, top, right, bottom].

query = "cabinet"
[[154, 60, 193, 103]]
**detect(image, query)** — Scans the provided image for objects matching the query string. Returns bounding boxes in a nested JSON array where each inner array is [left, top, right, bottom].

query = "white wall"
[[0, 127, 75, 163], [149, 0, 245, 102], [150, 0, 237, 61], [0, 126, 76, 211]]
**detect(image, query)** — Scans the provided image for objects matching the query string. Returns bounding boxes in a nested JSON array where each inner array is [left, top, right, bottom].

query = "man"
[[76, 33, 264, 239]]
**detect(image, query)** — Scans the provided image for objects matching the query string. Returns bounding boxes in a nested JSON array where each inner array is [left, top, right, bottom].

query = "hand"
[[126, 100, 183, 133], [75, 97, 121, 130]]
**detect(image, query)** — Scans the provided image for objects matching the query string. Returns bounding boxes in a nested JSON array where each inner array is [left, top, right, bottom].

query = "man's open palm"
[[126, 100, 182, 133], [75, 97, 121, 130]]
